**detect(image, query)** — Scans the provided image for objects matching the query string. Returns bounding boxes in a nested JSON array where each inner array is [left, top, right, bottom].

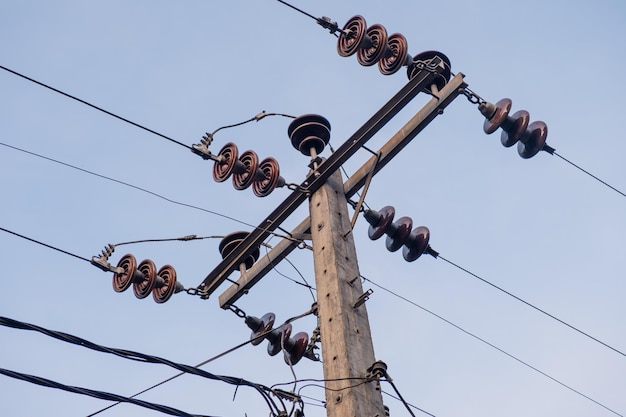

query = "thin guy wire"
[[0, 141, 306, 246], [437, 254, 626, 358], [0, 226, 91, 263], [360, 275, 623, 417], [553, 151, 626, 198], [0, 368, 213, 417], [382, 389, 436, 417], [0, 65, 191, 150]]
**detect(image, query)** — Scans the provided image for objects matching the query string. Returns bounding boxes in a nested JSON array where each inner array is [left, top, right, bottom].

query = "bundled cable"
[[0, 367, 211, 417], [0, 316, 284, 416]]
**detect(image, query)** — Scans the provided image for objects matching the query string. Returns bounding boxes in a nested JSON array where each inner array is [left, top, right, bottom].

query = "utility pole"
[[310, 167, 385, 417]]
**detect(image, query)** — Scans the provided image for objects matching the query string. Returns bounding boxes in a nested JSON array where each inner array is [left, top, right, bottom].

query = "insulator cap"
[[365, 206, 395, 240], [482, 98, 512, 134], [232, 150, 259, 190], [402, 226, 431, 262], [113, 253, 140, 293], [501, 110, 529, 147], [356, 24, 388, 67], [247, 312, 275, 346], [518, 121, 548, 159], [213, 142, 239, 182], [337, 15, 368, 57], [253, 157, 282, 197], [288, 114, 331, 156], [283, 331, 309, 365], [407, 50, 451, 90], [152, 264, 179, 304], [133, 259, 158, 299], [218, 231, 261, 271], [385, 216, 413, 252], [378, 33, 410, 75]]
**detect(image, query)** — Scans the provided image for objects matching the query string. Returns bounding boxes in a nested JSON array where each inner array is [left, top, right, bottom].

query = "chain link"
[[460, 87, 484, 105], [228, 304, 247, 318]]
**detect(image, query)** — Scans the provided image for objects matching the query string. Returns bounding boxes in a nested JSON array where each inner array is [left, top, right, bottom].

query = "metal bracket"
[[353, 288, 373, 309]]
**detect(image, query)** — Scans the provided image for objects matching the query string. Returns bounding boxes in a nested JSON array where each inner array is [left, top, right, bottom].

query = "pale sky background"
[[1, 1, 625, 416]]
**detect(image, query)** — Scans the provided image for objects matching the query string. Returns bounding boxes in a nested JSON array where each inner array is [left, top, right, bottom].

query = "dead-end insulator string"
[[463, 88, 625, 199], [361, 205, 626, 358]]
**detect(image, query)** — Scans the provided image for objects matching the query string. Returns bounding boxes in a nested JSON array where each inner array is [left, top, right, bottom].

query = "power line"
[[0, 226, 91, 264], [360, 275, 623, 417], [553, 151, 626, 199], [437, 254, 626, 358], [0, 65, 192, 150], [0, 141, 306, 246], [0, 367, 213, 417]]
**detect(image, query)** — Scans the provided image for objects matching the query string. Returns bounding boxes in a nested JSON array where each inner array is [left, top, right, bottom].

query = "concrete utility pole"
[[310, 168, 385, 417]]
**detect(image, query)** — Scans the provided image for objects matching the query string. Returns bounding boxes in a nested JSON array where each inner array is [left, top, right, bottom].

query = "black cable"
[[0, 367, 212, 417], [553, 151, 626, 199], [360, 275, 624, 417], [0, 316, 284, 416], [0, 65, 192, 150], [437, 255, 626, 358], [0, 226, 91, 263]]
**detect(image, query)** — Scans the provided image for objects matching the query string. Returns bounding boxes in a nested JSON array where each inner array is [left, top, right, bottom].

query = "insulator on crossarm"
[[288, 114, 331, 158], [218, 231, 261, 273], [407, 50, 452, 92]]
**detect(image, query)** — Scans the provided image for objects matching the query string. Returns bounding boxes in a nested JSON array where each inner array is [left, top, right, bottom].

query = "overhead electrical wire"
[[0, 368, 214, 417], [0, 316, 285, 416], [0, 141, 306, 247], [360, 274, 623, 417], [436, 254, 626, 358], [0, 65, 192, 151]]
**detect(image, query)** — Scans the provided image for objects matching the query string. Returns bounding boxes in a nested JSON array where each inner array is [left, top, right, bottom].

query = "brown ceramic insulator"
[[232, 150, 259, 190], [113, 253, 140, 293], [247, 312, 276, 346], [218, 231, 261, 271], [402, 226, 431, 262], [482, 98, 512, 134], [152, 264, 179, 304], [337, 15, 368, 57], [518, 121, 548, 159], [133, 259, 158, 299], [385, 216, 413, 252], [213, 142, 240, 183], [356, 24, 388, 67], [365, 206, 395, 240], [407, 50, 452, 90], [501, 110, 530, 147], [253, 157, 283, 197], [267, 323, 292, 357], [378, 33, 409, 76], [283, 331, 309, 365], [288, 114, 331, 157]]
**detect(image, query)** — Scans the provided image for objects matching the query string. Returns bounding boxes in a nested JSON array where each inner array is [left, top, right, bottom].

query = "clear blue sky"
[[1, 1, 625, 416]]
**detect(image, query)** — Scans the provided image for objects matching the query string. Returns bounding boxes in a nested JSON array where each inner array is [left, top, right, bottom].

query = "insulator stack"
[[337, 15, 452, 85], [218, 231, 261, 273], [364, 206, 438, 262], [245, 312, 310, 365], [112, 254, 184, 303], [479, 98, 550, 159], [212, 142, 285, 197], [287, 114, 331, 158]]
